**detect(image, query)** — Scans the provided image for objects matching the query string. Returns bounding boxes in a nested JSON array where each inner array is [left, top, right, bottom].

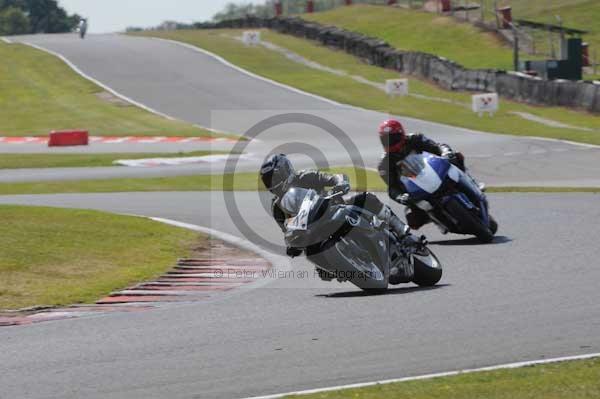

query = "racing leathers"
[[378, 133, 464, 229], [270, 170, 409, 258]]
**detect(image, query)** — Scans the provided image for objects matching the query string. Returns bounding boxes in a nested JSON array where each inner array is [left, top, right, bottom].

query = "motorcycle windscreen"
[[400, 152, 449, 197], [281, 188, 317, 231]]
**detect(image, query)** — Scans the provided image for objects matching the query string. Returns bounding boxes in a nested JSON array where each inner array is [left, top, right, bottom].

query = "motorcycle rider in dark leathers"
[[260, 154, 410, 260], [377, 119, 474, 230]]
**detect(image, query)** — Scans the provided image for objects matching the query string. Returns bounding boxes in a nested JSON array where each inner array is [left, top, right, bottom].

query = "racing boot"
[[377, 205, 410, 240], [376, 205, 416, 283]]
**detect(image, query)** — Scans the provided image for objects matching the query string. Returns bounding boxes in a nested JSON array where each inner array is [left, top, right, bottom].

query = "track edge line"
[[241, 352, 600, 399], [148, 36, 600, 150], [21, 40, 231, 137], [145, 216, 292, 292]]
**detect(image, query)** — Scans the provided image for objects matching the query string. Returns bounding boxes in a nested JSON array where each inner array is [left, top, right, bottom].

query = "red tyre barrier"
[[274, 1, 282, 16], [306, 0, 314, 13], [441, 0, 451, 12], [48, 130, 89, 147], [582, 42, 590, 67]]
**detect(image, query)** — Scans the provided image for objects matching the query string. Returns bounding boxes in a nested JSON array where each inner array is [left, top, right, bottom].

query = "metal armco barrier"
[[48, 130, 89, 147]]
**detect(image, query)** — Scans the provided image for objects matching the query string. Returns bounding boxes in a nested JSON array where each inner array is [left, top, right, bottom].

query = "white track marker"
[[242, 352, 600, 399]]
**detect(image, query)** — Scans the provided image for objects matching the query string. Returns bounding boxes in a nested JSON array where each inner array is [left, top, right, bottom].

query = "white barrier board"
[[472, 93, 499, 116], [385, 79, 409, 97], [243, 31, 261, 46]]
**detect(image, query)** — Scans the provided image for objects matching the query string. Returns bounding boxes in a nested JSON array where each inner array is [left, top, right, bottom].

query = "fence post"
[[307, 0, 314, 13], [513, 24, 520, 71], [549, 26, 556, 59], [274, 1, 282, 16], [480, 0, 484, 23], [493, 0, 500, 29]]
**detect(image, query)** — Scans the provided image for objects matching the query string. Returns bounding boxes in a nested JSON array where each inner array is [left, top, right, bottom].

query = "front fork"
[[457, 171, 490, 226]]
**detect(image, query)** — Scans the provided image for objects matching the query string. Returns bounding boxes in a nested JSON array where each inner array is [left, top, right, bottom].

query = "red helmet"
[[379, 119, 406, 153]]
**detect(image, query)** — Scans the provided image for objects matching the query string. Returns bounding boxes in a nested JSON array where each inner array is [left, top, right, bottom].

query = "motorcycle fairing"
[[400, 152, 451, 199]]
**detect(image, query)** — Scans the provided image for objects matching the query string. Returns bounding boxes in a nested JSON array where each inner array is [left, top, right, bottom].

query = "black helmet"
[[260, 154, 295, 194]]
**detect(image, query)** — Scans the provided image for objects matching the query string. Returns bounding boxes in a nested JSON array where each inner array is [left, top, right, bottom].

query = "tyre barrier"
[[48, 130, 89, 147]]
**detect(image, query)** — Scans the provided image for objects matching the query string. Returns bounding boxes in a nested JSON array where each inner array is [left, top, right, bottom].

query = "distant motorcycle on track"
[[399, 151, 498, 243], [78, 19, 88, 39], [281, 186, 443, 292]]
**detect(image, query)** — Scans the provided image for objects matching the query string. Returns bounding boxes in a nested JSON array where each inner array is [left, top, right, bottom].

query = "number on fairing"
[[287, 199, 311, 231]]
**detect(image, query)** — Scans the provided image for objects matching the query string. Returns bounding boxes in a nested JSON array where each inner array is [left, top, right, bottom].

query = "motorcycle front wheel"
[[411, 248, 443, 287], [446, 199, 494, 243]]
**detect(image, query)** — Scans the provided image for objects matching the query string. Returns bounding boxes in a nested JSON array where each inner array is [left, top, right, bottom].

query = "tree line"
[[0, 0, 81, 35]]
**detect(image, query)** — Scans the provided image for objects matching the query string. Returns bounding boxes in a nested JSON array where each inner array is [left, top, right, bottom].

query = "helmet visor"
[[261, 156, 295, 192], [380, 133, 405, 149]]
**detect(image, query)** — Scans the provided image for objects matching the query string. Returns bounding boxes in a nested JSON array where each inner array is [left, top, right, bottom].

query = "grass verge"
[[0, 205, 201, 310], [0, 151, 226, 169], [0, 167, 377, 194], [0, 41, 227, 138], [306, 3, 600, 80], [134, 28, 600, 145], [284, 357, 600, 399], [304, 4, 519, 70], [0, 167, 598, 195], [486, 0, 600, 80], [487, 186, 600, 193]]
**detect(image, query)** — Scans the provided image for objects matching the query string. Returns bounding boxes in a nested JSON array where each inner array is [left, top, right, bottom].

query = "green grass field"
[[491, 0, 599, 45], [0, 167, 597, 195], [0, 151, 226, 169], [519, 0, 600, 79], [306, 3, 600, 75], [0, 167, 376, 195], [286, 357, 600, 399], [0, 41, 225, 138], [0, 205, 201, 310], [135, 29, 600, 145], [305, 4, 518, 70]]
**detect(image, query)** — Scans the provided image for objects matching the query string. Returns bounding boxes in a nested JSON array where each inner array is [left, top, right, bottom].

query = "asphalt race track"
[[1, 33, 600, 399], [0, 192, 599, 399], [4, 33, 600, 187]]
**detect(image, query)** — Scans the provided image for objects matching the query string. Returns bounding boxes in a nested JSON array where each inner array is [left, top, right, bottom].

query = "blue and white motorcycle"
[[399, 152, 498, 243]]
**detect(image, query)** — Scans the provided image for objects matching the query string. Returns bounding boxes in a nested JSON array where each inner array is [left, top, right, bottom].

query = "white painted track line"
[[243, 352, 600, 399], [22, 41, 229, 137]]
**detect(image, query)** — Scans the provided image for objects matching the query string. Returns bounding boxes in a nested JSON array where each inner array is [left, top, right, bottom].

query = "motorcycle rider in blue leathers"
[[377, 119, 475, 230]]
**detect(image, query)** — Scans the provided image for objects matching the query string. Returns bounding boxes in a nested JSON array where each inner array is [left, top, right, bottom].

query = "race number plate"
[[286, 198, 311, 231]]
